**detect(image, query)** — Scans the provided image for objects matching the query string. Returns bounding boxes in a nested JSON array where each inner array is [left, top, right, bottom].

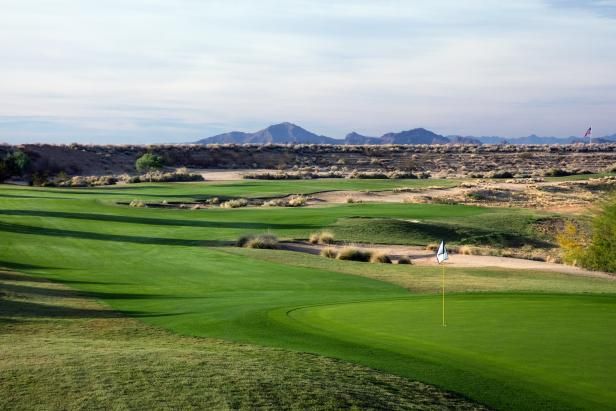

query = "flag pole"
[[442, 263, 446, 327]]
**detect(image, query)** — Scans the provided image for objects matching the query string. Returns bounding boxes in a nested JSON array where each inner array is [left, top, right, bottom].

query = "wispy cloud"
[[0, 0, 615, 143]]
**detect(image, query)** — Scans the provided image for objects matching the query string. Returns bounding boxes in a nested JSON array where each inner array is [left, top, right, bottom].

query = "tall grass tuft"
[[320, 248, 338, 259], [336, 247, 373, 262], [309, 231, 335, 245], [237, 234, 279, 249], [370, 253, 392, 264]]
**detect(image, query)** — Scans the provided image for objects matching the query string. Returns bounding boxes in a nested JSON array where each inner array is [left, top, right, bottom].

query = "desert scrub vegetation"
[[220, 198, 249, 208], [309, 231, 335, 245], [129, 199, 146, 208], [336, 247, 373, 262], [263, 195, 308, 207], [370, 253, 392, 264], [237, 234, 279, 249], [55, 170, 203, 187], [320, 247, 339, 259], [557, 196, 616, 272], [123, 169, 204, 183], [58, 175, 118, 187]]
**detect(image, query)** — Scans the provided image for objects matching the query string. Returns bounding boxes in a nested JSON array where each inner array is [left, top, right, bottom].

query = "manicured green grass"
[[287, 294, 616, 410], [0, 178, 457, 202], [229, 248, 616, 294], [1, 180, 614, 410], [1, 269, 476, 410]]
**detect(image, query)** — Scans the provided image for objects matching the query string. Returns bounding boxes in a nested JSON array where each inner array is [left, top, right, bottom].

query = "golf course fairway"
[[2, 182, 615, 410]]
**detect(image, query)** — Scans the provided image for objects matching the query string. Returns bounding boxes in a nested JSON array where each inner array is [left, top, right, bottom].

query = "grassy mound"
[[0, 269, 479, 410], [330, 216, 551, 248]]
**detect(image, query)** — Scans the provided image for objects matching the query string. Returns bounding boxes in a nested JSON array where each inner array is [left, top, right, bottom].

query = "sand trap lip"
[[279, 241, 615, 280]]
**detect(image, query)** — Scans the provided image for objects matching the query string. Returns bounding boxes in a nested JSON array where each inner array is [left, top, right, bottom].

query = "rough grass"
[[0, 269, 480, 410]]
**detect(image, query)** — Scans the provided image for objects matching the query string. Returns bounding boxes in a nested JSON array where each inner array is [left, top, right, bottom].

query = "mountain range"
[[194, 122, 616, 145]]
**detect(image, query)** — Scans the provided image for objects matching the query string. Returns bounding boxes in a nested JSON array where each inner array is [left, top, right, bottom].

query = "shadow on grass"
[[0, 221, 230, 247], [0, 209, 316, 230], [0, 298, 178, 319], [0, 282, 174, 301]]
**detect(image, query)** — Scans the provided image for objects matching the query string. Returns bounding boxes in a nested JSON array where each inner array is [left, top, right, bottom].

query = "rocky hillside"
[[3, 143, 615, 178]]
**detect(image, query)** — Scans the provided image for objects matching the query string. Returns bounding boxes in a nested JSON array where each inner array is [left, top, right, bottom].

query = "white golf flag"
[[436, 240, 448, 263]]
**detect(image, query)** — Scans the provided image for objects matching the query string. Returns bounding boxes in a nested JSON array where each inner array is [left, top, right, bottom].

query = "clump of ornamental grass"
[[336, 247, 373, 262], [237, 234, 279, 249], [370, 253, 392, 264], [220, 198, 249, 208], [129, 199, 146, 208], [320, 248, 338, 259], [309, 231, 335, 245]]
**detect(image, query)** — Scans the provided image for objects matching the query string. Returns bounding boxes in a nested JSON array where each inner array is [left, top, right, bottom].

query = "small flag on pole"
[[436, 240, 448, 327], [584, 127, 592, 138], [436, 240, 448, 264]]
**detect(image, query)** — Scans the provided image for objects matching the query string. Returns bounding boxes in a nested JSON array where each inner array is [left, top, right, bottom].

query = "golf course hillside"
[[1, 179, 615, 410]]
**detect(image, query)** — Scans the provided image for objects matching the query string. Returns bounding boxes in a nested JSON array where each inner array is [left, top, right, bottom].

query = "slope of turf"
[[0, 269, 479, 410], [286, 294, 616, 410], [1, 181, 614, 410]]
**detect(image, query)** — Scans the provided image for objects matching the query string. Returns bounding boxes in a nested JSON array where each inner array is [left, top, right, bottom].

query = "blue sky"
[[1, 0, 615, 143]]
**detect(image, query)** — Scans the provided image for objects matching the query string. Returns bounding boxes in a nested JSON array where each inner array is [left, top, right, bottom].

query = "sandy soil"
[[279, 241, 614, 280]]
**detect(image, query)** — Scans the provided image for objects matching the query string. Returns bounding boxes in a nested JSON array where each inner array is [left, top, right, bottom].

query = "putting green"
[[287, 294, 616, 410]]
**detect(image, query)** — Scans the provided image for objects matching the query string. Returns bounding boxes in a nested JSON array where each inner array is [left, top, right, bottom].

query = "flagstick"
[[442, 263, 446, 327]]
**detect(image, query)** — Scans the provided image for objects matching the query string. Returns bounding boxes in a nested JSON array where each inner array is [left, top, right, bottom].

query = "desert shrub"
[[370, 253, 392, 264], [262, 198, 287, 207], [220, 198, 249, 208], [336, 247, 373, 262], [287, 195, 307, 207], [245, 234, 279, 249], [579, 196, 616, 272], [320, 248, 338, 259], [131, 170, 203, 183], [58, 175, 118, 187], [129, 199, 146, 208], [309, 231, 335, 244], [556, 221, 589, 267], [489, 171, 514, 179], [135, 153, 164, 173], [544, 168, 572, 177], [397, 256, 413, 264], [236, 234, 255, 247]]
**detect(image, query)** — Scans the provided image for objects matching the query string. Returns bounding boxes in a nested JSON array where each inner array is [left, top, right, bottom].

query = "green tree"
[[135, 153, 164, 173], [0, 149, 30, 181], [6, 149, 30, 175]]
